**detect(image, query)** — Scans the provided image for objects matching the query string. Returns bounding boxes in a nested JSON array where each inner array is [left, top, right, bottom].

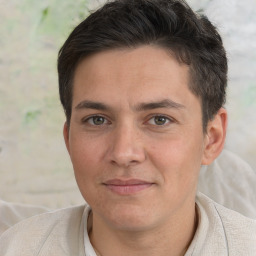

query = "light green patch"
[[40, 7, 50, 24], [243, 83, 256, 107], [32, 0, 88, 43], [24, 109, 41, 125]]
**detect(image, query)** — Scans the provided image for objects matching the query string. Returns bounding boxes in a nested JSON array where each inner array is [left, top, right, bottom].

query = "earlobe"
[[201, 108, 228, 165], [63, 122, 70, 154]]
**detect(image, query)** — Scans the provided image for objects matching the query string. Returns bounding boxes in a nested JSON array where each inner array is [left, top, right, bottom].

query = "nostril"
[[110, 157, 141, 168], [107, 130, 146, 167]]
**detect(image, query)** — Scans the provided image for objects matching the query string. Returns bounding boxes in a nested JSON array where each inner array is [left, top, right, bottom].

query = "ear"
[[201, 108, 228, 165], [63, 122, 70, 154]]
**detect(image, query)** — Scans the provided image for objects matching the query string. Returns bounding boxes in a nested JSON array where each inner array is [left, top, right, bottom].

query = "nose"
[[107, 123, 146, 167]]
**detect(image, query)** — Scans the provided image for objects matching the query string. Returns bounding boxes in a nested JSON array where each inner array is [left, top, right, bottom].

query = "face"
[[64, 46, 212, 231]]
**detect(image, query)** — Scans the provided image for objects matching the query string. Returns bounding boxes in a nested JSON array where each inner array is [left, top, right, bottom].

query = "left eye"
[[148, 116, 171, 126]]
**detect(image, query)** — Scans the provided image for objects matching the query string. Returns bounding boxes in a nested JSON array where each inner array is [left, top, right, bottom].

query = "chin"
[[101, 203, 158, 231]]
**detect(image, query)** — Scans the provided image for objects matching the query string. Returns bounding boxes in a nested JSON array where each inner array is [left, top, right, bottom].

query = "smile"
[[103, 179, 154, 195]]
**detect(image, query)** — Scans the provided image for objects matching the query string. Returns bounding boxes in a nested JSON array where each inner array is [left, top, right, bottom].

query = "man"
[[0, 0, 256, 255]]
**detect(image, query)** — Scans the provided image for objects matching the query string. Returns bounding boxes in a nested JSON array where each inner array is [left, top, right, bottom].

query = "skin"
[[64, 46, 227, 256]]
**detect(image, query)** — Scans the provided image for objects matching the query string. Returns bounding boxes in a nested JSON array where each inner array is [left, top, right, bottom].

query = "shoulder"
[[198, 149, 256, 218], [0, 204, 89, 255], [213, 200, 256, 253], [0, 199, 49, 235], [196, 192, 256, 255]]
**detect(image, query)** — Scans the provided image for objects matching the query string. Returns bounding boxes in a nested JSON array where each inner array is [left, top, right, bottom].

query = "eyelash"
[[81, 114, 174, 127], [146, 115, 173, 126], [82, 115, 111, 126]]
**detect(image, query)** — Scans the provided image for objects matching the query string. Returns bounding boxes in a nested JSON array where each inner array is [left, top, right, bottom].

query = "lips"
[[103, 179, 154, 195]]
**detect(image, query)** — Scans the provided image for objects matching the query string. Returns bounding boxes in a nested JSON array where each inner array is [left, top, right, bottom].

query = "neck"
[[89, 204, 198, 256]]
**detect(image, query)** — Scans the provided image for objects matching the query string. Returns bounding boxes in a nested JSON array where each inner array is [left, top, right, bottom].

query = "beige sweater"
[[0, 193, 256, 256]]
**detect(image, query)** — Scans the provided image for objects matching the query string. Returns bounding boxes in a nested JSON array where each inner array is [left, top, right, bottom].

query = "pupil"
[[155, 116, 166, 125], [93, 116, 104, 125]]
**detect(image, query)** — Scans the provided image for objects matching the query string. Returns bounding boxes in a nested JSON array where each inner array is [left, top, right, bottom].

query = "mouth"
[[103, 179, 154, 195]]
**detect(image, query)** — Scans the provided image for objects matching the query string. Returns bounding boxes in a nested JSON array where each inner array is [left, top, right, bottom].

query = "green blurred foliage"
[[0, 0, 90, 175], [24, 109, 41, 125], [20, 0, 89, 42]]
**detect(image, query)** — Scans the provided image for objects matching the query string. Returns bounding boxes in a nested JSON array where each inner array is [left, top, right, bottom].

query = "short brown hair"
[[58, 0, 227, 132]]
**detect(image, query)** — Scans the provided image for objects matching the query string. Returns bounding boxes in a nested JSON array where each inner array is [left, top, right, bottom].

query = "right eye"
[[84, 115, 108, 126]]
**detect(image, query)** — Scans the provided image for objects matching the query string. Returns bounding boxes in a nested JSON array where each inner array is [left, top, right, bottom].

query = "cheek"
[[69, 135, 104, 169], [69, 141, 104, 205], [68, 136, 106, 193], [148, 136, 203, 183]]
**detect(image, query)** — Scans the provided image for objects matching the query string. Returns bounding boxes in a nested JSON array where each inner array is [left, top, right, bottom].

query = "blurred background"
[[0, 0, 255, 208]]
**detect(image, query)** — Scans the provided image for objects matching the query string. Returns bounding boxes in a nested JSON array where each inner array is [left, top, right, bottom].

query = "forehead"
[[72, 46, 199, 110]]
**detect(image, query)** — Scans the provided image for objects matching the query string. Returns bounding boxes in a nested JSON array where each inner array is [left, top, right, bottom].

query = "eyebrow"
[[75, 100, 110, 111], [75, 99, 185, 112], [134, 99, 185, 111]]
